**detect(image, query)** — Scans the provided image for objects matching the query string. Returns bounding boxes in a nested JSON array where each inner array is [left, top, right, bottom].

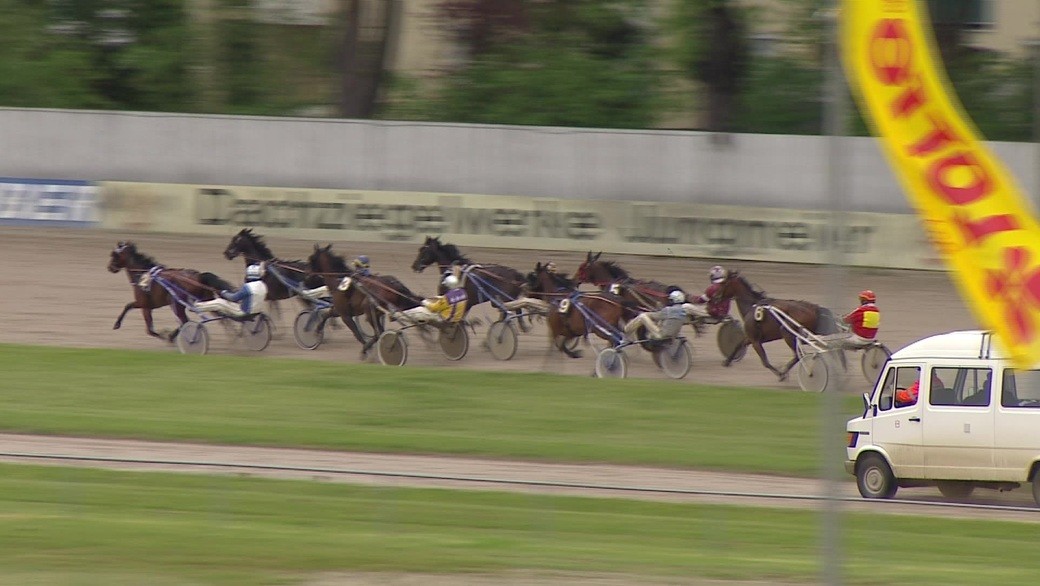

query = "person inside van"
[[896, 380, 919, 407]]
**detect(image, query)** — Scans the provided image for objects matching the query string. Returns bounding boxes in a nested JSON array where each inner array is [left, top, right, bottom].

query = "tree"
[[664, 0, 750, 136]]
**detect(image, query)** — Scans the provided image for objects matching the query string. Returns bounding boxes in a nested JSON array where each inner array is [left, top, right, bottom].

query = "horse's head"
[[411, 236, 441, 273], [224, 228, 250, 260], [526, 262, 574, 298], [107, 241, 134, 273], [574, 251, 602, 284], [309, 243, 351, 277]]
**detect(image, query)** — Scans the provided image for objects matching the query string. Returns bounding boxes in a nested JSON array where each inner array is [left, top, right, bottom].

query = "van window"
[[878, 366, 920, 411], [1001, 369, 1040, 408], [931, 367, 992, 407]]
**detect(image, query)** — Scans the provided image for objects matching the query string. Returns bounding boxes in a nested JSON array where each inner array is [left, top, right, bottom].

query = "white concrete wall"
[[1, 107, 1036, 215]]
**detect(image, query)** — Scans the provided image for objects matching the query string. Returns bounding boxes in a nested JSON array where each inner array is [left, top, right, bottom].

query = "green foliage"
[[946, 53, 1034, 142], [386, 0, 662, 129]]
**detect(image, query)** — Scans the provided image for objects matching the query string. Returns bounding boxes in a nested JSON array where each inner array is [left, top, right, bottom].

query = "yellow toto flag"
[[841, 0, 1040, 367]]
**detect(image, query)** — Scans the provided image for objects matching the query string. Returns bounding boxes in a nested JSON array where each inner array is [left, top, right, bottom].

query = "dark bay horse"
[[713, 270, 839, 380], [525, 262, 634, 358], [107, 241, 232, 340], [410, 236, 527, 320], [223, 228, 324, 316], [308, 244, 422, 354], [574, 251, 679, 311]]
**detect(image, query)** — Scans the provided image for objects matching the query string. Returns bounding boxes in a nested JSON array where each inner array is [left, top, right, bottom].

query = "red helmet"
[[859, 290, 876, 303]]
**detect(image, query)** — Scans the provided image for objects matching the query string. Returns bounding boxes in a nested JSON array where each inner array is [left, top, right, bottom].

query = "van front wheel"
[[1032, 475, 1040, 507], [857, 454, 897, 499]]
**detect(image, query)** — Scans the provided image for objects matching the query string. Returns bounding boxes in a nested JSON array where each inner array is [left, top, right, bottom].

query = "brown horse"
[[410, 236, 527, 321], [573, 251, 679, 311], [308, 244, 422, 354], [712, 270, 839, 380], [223, 228, 325, 318], [525, 262, 634, 358], [107, 241, 232, 340]]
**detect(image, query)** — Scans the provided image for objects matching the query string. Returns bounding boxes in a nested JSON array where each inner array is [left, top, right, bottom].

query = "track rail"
[[3, 450, 1038, 516]]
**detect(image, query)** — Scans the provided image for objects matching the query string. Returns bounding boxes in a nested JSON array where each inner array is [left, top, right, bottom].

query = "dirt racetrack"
[[0, 227, 979, 388]]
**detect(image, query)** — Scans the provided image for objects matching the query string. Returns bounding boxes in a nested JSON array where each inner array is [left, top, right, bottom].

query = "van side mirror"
[[862, 393, 870, 415]]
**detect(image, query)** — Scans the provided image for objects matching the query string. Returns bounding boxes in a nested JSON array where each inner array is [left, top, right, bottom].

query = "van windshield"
[[1001, 369, 1040, 408]]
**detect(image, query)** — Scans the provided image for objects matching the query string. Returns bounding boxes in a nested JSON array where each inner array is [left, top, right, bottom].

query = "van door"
[[922, 366, 995, 480], [871, 365, 924, 478]]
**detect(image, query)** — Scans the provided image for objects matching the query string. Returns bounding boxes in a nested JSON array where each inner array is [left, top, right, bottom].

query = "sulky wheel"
[[797, 352, 830, 393], [656, 338, 692, 380], [293, 309, 326, 350], [377, 330, 408, 366], [716, 320, 746, 362], [486, 320, 519, 361], [861, 344, 892, 384], [242, 314, 273, 352], [438, 323, 470, 361], [595, 347, 628, 379], [175, 321, 209, 356]]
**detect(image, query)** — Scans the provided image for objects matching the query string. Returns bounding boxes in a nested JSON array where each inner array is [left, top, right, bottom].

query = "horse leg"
[[113, 301, 137, 330], [167, 304, 190, 342], [778, 334, 801, 380], [722, 339, 748, 367], [750, 341, 784, 379], [555, 335, 582, 359], [359, 308, 383, 356], [140, 307, 163, 339]]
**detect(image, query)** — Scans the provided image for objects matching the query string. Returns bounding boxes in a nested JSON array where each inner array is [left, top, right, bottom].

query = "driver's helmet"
[[442, 274, 460, 289], [352, 255, 370, 270], [668, 290, 686, 305], [859, 289, 876, 304], [246, 263, 264, 281], [545, 261, 558, 274], [709, 265, 726, 284]]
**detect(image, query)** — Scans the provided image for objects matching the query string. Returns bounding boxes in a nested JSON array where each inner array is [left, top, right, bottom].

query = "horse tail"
[[200, 272, 235, 293], [816, 306, 841, 335]]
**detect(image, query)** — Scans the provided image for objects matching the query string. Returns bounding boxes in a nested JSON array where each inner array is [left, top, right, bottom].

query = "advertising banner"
[[100, 181, 939, 271], [841, 0, 1040, 366], [0, 179, 99, 227]]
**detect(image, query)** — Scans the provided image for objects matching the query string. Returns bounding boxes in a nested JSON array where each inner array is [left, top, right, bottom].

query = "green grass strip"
[[0, 463, 1035, 586], [0, 344, 862, 476]]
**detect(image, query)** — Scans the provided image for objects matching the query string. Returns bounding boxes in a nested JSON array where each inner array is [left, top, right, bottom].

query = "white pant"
[[681, 302, 711, 319], [624, 313, 659, 338], [397, 305, 442, 324], [821, 332, 875, 349], [194, 298, 246, 318]]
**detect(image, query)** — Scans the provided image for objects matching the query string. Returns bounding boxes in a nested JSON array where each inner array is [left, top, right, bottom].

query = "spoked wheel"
[[861, 344, 892, 384], [175, 321, 209, 355], [655, 338, 692, 380], [716, 320, 746, 362], [486, 320, 518, 361], [377, 330, 408, 366], [293, 309, 327, 350], [439, 323, 470, 361], [595, 347, 628, 379], [797, 352, 830, 393], [242, 314, 272, 351]]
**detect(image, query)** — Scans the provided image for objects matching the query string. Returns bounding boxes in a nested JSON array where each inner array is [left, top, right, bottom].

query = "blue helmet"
[[353, 255, 370, 269]]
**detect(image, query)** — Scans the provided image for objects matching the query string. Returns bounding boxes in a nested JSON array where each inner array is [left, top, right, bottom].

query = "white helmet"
[[668, 290, 686, 305], [709, 265, 726, 283], [246, 264, 264, 281], [442, 274, 460, 289]]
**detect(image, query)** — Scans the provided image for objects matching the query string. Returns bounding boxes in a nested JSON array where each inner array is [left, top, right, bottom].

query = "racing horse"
[[525, 261, 635, 358], [713, 270, 840, 380], [574, 251, 678, 311], [107, 241, 233, 340], [223, 228, 324, 318], [410, 236, 527, 320], [308, 244, 422, 355]]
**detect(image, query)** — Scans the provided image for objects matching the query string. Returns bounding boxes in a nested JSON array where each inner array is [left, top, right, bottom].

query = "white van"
[[845, 330, 1040, 505]]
